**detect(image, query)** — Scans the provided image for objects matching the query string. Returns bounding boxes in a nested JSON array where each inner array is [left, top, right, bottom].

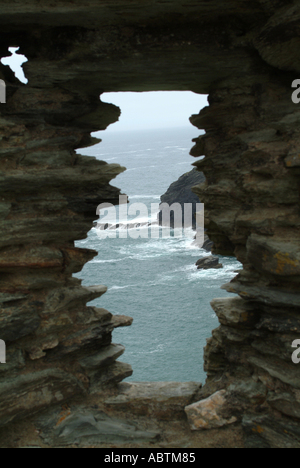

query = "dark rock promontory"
[[158, 169, 206, 229]]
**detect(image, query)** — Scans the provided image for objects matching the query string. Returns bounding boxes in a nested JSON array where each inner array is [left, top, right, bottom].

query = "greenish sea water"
[[75, 127, 241, 384]]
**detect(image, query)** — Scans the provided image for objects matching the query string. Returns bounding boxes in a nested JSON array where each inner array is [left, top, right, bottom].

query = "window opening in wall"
[[1, 47, 28, 84], [75, 91, 242, 383]]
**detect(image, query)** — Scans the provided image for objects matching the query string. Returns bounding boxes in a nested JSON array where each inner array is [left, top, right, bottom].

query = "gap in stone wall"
[[74, 91, 241, 384], [1, 47, 28, 84]]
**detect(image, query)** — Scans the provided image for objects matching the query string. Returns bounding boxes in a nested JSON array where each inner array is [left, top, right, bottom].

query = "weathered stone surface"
[[0, 369, 85, 427], [79, 344, 125, 370], [0, 348, 25, 375], [0, 0, 299, 449], [267, 391, 300, 420], [0, 302, 41, 342], [0, 293, 28, 303], [105, 381, 201, 420], [35, 406, 160, 447], [255, 310, 300, 334], [111, 315, 134, 329], [247, 355, 300, 390], [185, 390, 237, 430], [247, 234, 300, 277], [43, 285, 108, 315], [89, 362, 133, 393], [223, 281, 300, 308], [242, 415, 300, 449], [211, 297, 260, 329], [227, 379, 266, 406], [45, 324, 113, 360]]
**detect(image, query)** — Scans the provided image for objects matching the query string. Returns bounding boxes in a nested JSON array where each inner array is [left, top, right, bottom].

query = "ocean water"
[[75, 127, 241, 384]]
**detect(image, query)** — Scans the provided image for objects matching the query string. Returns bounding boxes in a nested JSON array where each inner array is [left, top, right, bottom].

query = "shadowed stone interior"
[[0, 0, 300, 448]]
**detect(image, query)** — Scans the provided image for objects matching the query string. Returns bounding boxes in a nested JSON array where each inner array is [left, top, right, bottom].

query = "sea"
[[75, 126, 241, 384]]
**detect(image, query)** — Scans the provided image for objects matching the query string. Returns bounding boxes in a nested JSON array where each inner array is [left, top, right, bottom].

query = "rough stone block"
[[185, 390, 237, 430], [211, 297, 259, 329], [105, 381, 202, 420]]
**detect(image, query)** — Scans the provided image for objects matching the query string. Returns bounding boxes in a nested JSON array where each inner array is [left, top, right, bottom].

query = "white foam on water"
[[101, 157, 118, 161], [113, 150, 139, 155], [187, 262, 240, 282], [91, 257, 133, 264], [129, 195, 161, 200], [171, 264, 195, 274], [148, 344, 165, 354], [76, 238, 89, 245], [109, 285, 132, 291]]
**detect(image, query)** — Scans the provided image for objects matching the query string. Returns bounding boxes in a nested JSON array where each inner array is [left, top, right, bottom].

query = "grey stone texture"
[[0, 0, 299, 448]]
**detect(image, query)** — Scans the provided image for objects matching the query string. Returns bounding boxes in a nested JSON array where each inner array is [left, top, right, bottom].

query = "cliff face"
[[0, 0, 300, 448], [158, 169, 206, 229]]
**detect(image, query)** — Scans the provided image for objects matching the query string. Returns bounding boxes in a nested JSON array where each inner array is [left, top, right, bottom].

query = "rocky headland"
[[158, 168, 206, 229], [158, 169, 220, 268]]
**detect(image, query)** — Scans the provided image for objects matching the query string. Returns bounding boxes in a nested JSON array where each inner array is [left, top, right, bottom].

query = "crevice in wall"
[[1, 47, 28, 84], [74, 91, 235, 384]]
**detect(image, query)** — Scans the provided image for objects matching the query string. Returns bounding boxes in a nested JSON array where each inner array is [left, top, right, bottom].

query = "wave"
[[187, 263, 240, 282], [75, 239, 89, 245], [148, 344, 165, 354], [129, 195, 161, 200], [91, 257, 130, 264], [127, 164, 165, 171], [126, 344, 165, 356], [109, 285, 132, 291], [112, 150, 139, 155]]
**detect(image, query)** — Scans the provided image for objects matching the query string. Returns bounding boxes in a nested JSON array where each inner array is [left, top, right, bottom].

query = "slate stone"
[[0, 369, 85, 427], [36, 408, 160, 447], [242, 415, 300, 449], [79, 344, 125, 370], [105, 381, 202, 420]]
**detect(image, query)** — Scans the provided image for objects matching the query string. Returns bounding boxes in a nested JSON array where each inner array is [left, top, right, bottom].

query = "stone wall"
[[191, 72, 300, 447], [0, 0, 299, 448]]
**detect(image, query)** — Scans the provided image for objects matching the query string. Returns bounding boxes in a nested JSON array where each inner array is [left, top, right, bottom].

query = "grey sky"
[[1, 50, 208, 132], [101, 92, 208, 132]]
